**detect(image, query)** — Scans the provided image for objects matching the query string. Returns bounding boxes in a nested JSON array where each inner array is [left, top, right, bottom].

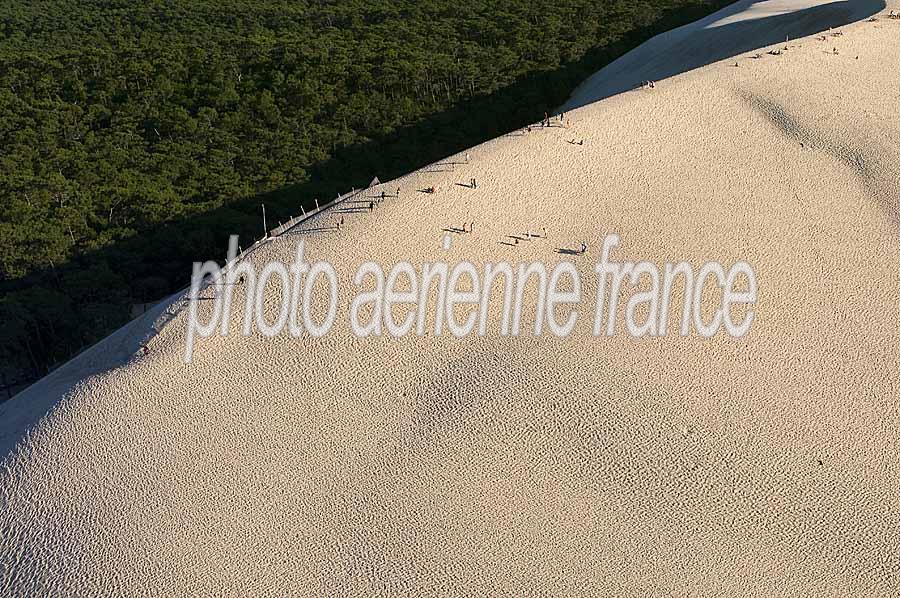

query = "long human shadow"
[[563, 0, 885, 110]]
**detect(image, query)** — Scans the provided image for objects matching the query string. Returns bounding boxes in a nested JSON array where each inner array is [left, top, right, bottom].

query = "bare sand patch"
[[2, 2, 899, 595]]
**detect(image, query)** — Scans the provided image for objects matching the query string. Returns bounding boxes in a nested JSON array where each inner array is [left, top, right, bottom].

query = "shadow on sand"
[[2, 0, 885, 459], [563, 0, 885, 109]]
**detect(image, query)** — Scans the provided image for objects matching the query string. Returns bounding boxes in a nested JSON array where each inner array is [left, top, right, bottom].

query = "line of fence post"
[[265, 176, 380, 239]]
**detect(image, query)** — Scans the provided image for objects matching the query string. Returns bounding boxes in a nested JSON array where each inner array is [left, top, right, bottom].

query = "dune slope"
[[562, 0, 886, 110], [2, 3, 900, 596]]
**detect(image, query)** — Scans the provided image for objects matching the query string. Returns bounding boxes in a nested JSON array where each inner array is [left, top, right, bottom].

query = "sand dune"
[[562, 0, 886, 109], [2, 1, 899, 596]]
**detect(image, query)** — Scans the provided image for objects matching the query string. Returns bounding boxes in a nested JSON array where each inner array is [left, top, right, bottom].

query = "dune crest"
[[562, 0, 886, 110]]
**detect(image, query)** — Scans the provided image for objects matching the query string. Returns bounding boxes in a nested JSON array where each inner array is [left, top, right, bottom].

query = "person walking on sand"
[[369, 201, 374, 211], [465, 152, 470, 163], [580, 242, 587, 254], [381, 190, 386, 202], [542, 227, 547, 239], [396, 187, 400, 197], [339, 215, 344, 229]]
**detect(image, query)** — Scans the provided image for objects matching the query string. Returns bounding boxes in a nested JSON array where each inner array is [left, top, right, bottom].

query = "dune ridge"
[[2, 2, 899, 596]]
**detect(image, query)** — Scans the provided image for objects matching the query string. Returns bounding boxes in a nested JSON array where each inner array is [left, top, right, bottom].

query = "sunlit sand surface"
[[2, 1, 899, 595]]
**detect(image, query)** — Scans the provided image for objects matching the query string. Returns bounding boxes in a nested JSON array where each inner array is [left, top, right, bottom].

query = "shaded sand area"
[[2, 2, 899, 596], [562, 0, 886, 109]]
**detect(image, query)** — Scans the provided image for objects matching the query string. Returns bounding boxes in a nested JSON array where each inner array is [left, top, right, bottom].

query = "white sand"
[[2, 2, 900, 595]]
